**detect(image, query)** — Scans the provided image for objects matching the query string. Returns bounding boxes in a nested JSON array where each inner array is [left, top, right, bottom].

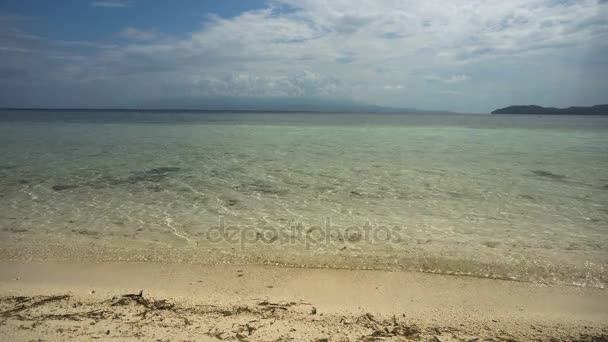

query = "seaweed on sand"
[[0, 295, 70, 318], [110, 290, 175, 319], [0, 295, 111, 322], [357, 313, 421, 341]]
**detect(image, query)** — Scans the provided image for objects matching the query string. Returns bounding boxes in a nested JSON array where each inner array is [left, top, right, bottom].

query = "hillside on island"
[[492, 104, 608, 115]]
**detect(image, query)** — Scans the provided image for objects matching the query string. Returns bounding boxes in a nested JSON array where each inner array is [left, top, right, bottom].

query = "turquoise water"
[[1, 111, 607, 287]]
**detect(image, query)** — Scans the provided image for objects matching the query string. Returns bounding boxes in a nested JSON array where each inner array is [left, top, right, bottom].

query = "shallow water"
[[1, 110, 607, 287]]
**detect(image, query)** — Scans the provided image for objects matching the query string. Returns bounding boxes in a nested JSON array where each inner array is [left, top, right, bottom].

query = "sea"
[[1, 110, 606, 287]]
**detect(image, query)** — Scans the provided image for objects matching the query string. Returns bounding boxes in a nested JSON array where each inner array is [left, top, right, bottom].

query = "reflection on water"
[[1, 111, 607, 287]]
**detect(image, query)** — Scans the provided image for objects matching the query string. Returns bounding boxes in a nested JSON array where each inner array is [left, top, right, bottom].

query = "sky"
[[0, 0, 607, 113]]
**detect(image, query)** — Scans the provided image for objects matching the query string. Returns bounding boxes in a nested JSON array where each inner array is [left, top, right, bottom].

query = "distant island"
[[492, 104, 608, 115]]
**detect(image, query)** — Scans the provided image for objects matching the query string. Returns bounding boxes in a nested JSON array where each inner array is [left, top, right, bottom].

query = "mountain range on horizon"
[[1, 96, 459, 114]]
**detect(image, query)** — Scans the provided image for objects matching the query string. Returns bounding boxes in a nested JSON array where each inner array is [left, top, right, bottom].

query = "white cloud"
[[119, 27, 157, 41], [425, 74, 471, 83], [91, 1, 131, 8], [445, 75, 471, 83]]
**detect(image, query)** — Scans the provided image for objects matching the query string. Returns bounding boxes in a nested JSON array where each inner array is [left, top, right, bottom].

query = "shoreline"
[[1, 235, 606, 290], [1, 261, 607, 341]]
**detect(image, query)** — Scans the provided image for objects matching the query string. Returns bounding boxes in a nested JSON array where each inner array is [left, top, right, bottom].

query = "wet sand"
[[0, 261, 606, 341]]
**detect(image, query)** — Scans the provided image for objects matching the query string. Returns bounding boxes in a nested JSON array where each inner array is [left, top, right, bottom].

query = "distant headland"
[[492, 104, 608, 115]]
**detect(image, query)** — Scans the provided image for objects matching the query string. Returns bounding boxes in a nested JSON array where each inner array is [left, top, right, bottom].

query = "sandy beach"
[[1, 261, 607, 341]]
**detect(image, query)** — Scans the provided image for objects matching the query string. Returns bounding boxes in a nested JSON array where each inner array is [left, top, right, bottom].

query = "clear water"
[[1, 110, 607, 287]]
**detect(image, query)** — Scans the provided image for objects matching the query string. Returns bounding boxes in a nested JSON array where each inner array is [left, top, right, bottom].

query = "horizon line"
[[0, 107, 476, 114]]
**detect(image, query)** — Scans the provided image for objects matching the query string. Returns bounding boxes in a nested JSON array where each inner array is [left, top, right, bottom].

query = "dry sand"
[[0, 261, 606, 341]]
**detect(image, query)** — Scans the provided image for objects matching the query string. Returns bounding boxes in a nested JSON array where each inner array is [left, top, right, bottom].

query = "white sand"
[[1, 261, 606, 341]]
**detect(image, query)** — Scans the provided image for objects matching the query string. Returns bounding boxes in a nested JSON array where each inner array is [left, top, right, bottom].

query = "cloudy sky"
[[0, 0, 607, 113]]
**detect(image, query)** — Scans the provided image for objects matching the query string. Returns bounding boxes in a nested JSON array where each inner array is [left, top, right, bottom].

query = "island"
[[491, 104, 608, 115]]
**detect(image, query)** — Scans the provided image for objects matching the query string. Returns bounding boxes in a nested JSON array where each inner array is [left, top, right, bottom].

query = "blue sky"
[[0, 0, 607, 112], [0, 1, 266, 41]]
